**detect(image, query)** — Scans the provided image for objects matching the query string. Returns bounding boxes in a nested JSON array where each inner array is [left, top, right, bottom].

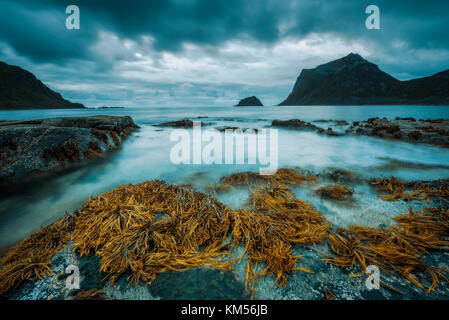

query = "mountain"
[[0, 61, 85, 109], [279, 53, 449, 105], [235, 96, 263, 106]]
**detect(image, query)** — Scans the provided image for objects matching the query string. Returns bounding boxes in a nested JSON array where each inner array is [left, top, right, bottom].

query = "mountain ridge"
[[279, 53, 449, 105], [0, 61, 85, 110]]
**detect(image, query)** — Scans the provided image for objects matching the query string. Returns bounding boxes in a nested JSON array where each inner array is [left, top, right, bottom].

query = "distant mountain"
[[235, 96, 263, 106], [279, 53, 449, 105], [0, 61, 85, 109]]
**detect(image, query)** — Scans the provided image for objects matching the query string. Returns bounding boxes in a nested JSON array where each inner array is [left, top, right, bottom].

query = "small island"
[[235, 96, 263, 107]]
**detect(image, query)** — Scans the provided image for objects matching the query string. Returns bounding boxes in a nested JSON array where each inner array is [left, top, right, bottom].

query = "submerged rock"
[[0, 115, 139, 186]]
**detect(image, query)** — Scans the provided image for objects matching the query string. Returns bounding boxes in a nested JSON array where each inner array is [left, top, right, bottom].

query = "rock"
[[0, 115, 139, 186], [0, 61, 85, 109], [279, 53, 449, 105], [153, 119, 211, 128], [346, 118, 449, 147], [272, 119, 319, 130], [272, 119, 343, 137], [235, 96, 263, 106], [154, 119, 194, 128]]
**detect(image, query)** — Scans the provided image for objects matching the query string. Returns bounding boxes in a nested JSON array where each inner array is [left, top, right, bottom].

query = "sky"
[[1, 0, 448, 107]]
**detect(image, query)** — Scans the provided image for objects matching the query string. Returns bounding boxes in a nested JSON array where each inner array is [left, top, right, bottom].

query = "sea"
[[1, 105, 449, 299]]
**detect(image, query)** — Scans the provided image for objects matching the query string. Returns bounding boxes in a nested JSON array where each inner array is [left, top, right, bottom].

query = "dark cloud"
[[1, 0, 448, 106], [3, 0, 449, 61]]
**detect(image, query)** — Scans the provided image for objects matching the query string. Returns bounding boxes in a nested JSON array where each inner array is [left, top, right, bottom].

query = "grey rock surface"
[[0, 115, 139, 185]]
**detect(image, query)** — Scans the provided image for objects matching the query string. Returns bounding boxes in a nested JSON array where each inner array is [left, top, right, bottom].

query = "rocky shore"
[[0, 116, 139, 186], [271, 119, 343, 136], [271, 117, 449, 147], [346, 117, 449, 148], [2, 169, 448, 300]]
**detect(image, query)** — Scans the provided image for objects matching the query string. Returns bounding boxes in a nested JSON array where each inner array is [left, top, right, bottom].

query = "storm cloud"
[[1, 0, 448, 107]]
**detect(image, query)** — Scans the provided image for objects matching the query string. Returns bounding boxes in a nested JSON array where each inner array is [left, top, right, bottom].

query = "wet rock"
[[0, 115, 139, 186], [153, 119, 211, 128], [347, 118, 449, 148], [272, 119, 319, 131], [154, 119, 194, 128], [272, 119, 342, 137]]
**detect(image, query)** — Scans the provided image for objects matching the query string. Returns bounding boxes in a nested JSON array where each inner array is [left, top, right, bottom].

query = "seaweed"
[[323, 286, 336, 300], [2, 171, 448, 299], [83, 141, 103, 159], [41, 139, 81, 164], [232, 183, 329, 295], [213, 168, 317, 192], [371, 177, 448, 203], [325, 207, 449, 294], [315, 184, 353, 200], [110, 131, 121, 146], [408, 130, 422, 140], [0, 214, 75, 296], [72, 181, 234, 286], [370, 177, 423, 201], [71, 179, 328, 297], [70, 289, 109, 300]]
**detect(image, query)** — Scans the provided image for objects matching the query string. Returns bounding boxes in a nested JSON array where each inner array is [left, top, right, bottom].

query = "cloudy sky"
[[1, 0, 448, 107]]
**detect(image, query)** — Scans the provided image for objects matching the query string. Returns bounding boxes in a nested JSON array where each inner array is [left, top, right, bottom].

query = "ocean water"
[[1, 105, 449, 299]]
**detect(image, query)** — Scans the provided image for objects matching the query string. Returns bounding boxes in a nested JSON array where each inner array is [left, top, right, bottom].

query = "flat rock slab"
[[0, 115, 139, 185]]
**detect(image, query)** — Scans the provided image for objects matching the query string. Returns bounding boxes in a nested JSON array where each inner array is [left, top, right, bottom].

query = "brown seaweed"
[[315, 184, 354, 200], [325, 207, 449, 294], [0, 214, 75, 296]]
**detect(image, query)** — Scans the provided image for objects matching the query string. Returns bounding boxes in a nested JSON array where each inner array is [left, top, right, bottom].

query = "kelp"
[[0, 214, 75, 296], [72, 180, 328, 295], [230, 184, 329, 295], [315, 184, 353, 200], [414, 185, 449, 204], [323, 286, 336, 300], [70, 289, 109, 300], [213, 168, 317, 192], [371, 177, 449, 203], [325, 207, 449, 294], [72, 180, 234, 286], [2, 172, 448, 299], [370, 177, 424, 201]]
